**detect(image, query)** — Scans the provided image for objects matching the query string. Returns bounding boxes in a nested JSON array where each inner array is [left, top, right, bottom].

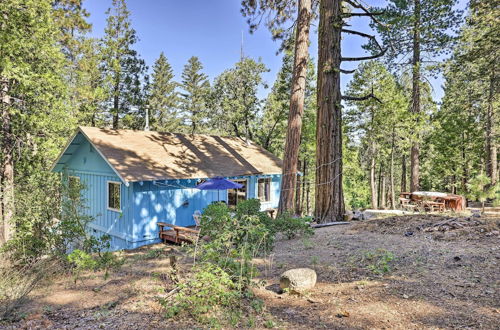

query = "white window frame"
[[227, 179, 248, 206], [257, 177, 272, 202], [107, 180, 122, 212]]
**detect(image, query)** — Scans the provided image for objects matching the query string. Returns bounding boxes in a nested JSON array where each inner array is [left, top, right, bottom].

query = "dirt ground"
[[3, 214, 499, 329]]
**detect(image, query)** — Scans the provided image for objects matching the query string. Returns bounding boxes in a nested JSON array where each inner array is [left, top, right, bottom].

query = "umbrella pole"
[[218, 190, 220, 202]]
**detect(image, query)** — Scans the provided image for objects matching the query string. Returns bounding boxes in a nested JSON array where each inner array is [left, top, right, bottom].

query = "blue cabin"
[[51, 127, 283, 251]]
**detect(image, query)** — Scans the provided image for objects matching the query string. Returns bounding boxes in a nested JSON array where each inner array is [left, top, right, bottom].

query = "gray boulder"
[[279, 268, 317, 293]]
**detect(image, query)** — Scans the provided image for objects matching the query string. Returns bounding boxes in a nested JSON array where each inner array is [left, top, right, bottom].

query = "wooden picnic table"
[[157, 222, 199, 244], [400, 192, 466, 212]]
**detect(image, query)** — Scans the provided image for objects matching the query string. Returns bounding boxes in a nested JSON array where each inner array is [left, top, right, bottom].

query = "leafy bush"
[[162, 199, 312, 326], [67, 235, 123, 282], [2, 172, 95, 263], [272, 212, 314, 239], [161, 263, 241, 325]]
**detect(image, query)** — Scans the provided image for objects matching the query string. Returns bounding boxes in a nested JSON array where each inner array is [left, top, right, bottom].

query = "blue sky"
[[83, 0, 466, 102]]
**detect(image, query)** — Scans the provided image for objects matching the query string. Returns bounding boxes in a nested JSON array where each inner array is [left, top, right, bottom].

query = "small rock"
[[453, 256, 461, 261], [404, 231, 414, 237], [336, 311, 350, 318], [280, 268, 317, 294], [402, 294, 409, 299]]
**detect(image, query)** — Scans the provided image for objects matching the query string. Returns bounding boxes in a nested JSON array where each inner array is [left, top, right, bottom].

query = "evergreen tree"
[[345, 61, 409, 209], [1, 0, 72, 243], [373, 0, 463, 192], [101, 0, 147, 129], [212, 58, 268, 140], [148, 52, 180, 132], [179, 56, 210, 134]]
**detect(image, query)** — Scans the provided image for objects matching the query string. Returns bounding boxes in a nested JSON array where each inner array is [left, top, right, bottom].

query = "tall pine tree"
[[373, 0, 462, 192], [101, 0, 147, 129], [179, 56, 210, 134], [148, 52, 180, 132]]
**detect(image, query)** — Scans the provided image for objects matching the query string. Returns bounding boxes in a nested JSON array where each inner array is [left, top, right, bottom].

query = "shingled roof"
[[53, 127, 283, 183]]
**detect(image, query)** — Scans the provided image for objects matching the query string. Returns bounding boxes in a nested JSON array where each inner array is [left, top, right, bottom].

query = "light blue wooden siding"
[[62, 135, 135, 251], [131, 175, 282, 243]]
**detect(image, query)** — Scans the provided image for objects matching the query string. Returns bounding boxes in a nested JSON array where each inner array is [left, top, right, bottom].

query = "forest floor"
[[4, 214, 500, 329]]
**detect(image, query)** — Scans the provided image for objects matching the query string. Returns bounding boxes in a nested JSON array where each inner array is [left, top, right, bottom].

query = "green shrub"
[[67, 235, 123, 282], [160, 263, 241, 325], [363, 249, 395, 274], [272, 213, 314, 239]]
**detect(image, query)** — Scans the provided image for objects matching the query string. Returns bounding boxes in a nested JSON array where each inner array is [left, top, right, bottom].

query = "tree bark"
[[370, 156, 377, 208], [1, 78, 14, 244], [390, 128, 396, 208], [300, 158, 307, 214], [401, 154, 407, 192], [294, 160, 303, 215], [486, 71, 498, 185], [112, 75, 120, 129], [315, 0, 344, 222], [278, 0, 312, 214], [380, 170, 386, 209], [410, 0, 421, 192]]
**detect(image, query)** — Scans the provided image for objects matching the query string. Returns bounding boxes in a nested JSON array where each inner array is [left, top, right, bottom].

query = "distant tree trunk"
[[112, 74, 120, 129], [295, 158, 307, 215], [306, 180, 311, 215], [381, 173, 386, 209], [278, 0, 312, 214], [390, 129, 396, 208], [401, 154, 407, 192], [294, 160, 303, 215], [410, 0, 421, 192], [461, 132, 468, 192], [301, 159, 307, 213], [370, 156, 378, 209], [315, 0, 344, 222], [1, 79, 14, 244], [486, 72, 498, 185]]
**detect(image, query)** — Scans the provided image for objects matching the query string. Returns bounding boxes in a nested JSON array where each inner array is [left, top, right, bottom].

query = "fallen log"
[[311, 221, 351, 228]]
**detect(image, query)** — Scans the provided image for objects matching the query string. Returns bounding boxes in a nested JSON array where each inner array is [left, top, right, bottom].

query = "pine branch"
[[340, 68, 356, 74], [342, 90, 382, 103], [344, 0, 384, 26], [342, 11, 384, 18], [341, 47, 387, 62]]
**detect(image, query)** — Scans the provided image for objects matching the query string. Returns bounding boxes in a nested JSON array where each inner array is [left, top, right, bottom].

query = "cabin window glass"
[[68, 176, 80, 200], [258, 178, 271, 202], [107, 181, 121, 211], [228, 179, 247, 206]]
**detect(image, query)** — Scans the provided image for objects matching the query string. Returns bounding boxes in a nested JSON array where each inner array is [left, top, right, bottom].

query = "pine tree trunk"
[[381, 173, 386, 209], [315, 0, 344, 223], [300, 158, 307, 214], [294, 160, 303, 215], [410, 0, 421, 192], [370, 156, 378, 209], [112, 72, 120, 129], [378, 164, 383, 208], [1, 79, 14, 244], [461, 132, 468, 192], [278, 0, 312, 214], [401, 154, 407, 192], [486, 72, 498, 185], [390, 129, 396, 209]]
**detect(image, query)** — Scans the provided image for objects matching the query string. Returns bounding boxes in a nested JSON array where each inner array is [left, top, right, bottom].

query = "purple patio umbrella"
[[196, 176, 243, 201]]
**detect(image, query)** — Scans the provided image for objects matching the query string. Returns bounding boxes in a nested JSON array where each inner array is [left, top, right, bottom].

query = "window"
[[107, 181, 121, 211], [227, 179, 247, 207], [68, 176, 80, 200], [258, 178, 271, 202]]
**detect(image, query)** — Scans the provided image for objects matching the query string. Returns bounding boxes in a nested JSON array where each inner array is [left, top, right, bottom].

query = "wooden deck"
[[157, 222, 199, 244]]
